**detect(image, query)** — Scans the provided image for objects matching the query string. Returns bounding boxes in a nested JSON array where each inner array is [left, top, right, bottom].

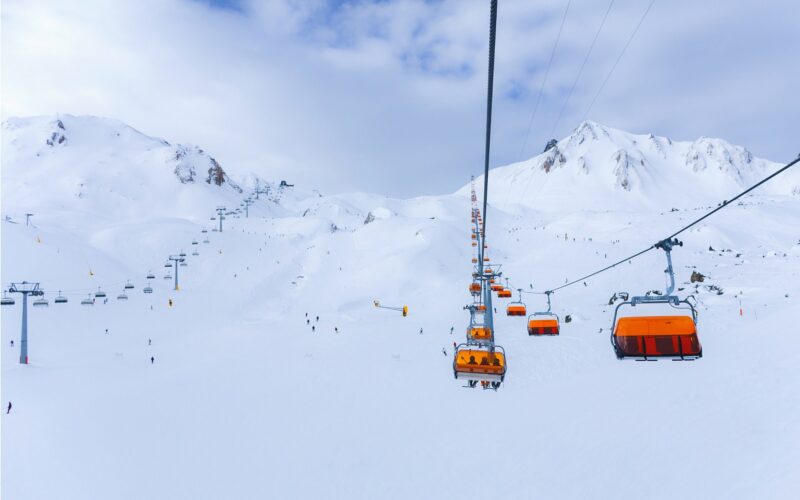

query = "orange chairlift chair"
[[611, 238, 701, 360], [462, 304, 494, 342], [506, 289, 527, 316], [453, 343, 506, 388], [497, 279, 512, 298], [527, 291, 560, 336]]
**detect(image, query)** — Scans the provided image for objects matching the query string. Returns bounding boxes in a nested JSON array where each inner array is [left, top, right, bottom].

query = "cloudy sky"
[[2, 0, 798, 197]]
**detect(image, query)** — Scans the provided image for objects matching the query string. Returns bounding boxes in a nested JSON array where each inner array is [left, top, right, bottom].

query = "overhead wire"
[[543, 156, 800, 293], [517, 0, 572, 160], [582, 0, 656, 121], [549, 0, 615, 139]]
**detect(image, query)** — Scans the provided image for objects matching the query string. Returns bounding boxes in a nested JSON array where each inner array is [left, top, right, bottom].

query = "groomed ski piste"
[[2, 115, 800, 499]]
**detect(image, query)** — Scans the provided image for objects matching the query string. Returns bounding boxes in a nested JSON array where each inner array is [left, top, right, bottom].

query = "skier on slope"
[[419, 328, 423, 335], [442, 348, 447, 356], [450, 327, 454, 335], [6, 402, 11, 414], [150, 356, 155, 364]]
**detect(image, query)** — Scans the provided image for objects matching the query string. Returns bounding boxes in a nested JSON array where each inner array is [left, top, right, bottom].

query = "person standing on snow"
[[442, 348, 447, 356], [450, 327, 454, 335], [150, 356, 155, 364], [6, 402, 11, 414], [419, 328, 423, 335]]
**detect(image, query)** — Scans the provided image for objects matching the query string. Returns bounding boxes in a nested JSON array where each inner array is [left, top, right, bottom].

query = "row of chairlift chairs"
[[4, 225, 214, 309], [1, 281, 138, 308], [453, 206, 507, 389], [453, 206, 701, 388], [471, 235, 701, 359]]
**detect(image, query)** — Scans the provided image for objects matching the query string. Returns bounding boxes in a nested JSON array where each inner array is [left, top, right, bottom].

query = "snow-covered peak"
[[2, 114, 243, 222], [465, 121, 797, 212]]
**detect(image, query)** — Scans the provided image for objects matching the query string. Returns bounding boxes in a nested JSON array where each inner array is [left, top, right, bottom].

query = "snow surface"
[[2, 116, 799, 499]]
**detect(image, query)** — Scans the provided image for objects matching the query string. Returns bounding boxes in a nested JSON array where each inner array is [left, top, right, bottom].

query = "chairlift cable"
[[549, 0, 615, 139], [542, 156, 800, 293], [518, 0, 572, 159], [582, 0, 656, 121]]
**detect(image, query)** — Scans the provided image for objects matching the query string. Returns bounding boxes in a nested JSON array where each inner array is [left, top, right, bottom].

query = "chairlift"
[[117, 291, 128, 301], [55, 291, 68, 304], [33, 295, 49, 308], [179, 252, 186, 257], [81, 294, 94, 306], [95, 288, 107, 299], [611, 239, 701, 360], [124, 281, 135, 290], [203, 238, 210, 243], [192, 249, 199, 256], [469, 282, 481, 295], [1, 292, 14, 306], [143, 284, 153, 294], [497, 288, 512, 298], [165, 262, 173, 268], [471, 242, 477, 247], [471, 257, 478, 264], [506, 289, 527, 316], [192, 240, 198, 245], [164, 274, 172, 280], [180, 261, 187, 267], [146, 271, 156, 280], [528, 291, 560, 336], [201, 228, 208, 234], [467, 325, 493, 342], [453, 343, 506, 384]]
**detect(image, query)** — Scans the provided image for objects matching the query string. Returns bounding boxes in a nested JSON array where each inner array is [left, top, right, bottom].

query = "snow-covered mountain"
[[466, 120, 799, 212], [2, 115, 242, 223], [2, 115, 799, 500]]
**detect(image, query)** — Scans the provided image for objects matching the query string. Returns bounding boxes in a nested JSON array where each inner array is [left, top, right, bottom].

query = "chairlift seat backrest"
[[613, 315, 701, 360]]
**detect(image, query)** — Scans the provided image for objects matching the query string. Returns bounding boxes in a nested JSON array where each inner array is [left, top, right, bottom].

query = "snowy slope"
[[2, 116, 799, 500]]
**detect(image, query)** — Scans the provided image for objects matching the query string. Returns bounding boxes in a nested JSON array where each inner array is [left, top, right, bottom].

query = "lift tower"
[[8, 281, 44, 364]]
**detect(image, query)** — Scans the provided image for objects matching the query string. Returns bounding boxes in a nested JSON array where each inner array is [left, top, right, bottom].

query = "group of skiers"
[[305, 312, 338, 334]]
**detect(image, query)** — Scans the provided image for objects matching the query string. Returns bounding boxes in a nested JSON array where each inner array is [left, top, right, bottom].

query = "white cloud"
[[2, 0, 798, 197]]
